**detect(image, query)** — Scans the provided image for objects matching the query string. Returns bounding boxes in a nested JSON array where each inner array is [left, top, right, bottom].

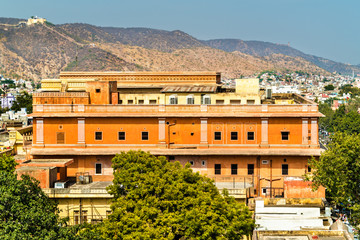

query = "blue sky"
[[2, 0, 359, 65]]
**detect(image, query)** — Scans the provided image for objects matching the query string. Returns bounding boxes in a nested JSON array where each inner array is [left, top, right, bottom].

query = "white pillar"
[[36, 118, 44, 144], [261, 118, 268, 144], [311, 118, 318, 145], [302, 118, 308, 144], [158, 118, 166, 144], [78, 118, 85, 144], [200, 118, 208, 144]]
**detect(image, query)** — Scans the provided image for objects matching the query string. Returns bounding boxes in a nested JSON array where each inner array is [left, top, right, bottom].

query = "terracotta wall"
[[17, 167, 57, 188], [284, 180, 325, 198], [35, 117, 314, 147]]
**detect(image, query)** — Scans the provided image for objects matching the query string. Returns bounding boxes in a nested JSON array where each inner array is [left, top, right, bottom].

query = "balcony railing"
[[211, 176, 255, 190]]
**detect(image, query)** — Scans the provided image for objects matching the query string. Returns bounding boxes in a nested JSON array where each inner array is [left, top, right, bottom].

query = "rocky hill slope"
[[203, 39, 360, 74], [0, 18, 353, 81]]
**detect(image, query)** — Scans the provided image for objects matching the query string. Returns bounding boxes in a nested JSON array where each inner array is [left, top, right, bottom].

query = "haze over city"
[[1, 0, 359, 65]]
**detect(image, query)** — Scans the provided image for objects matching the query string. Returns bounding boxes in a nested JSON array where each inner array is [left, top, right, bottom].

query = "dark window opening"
[[231, 131, 238, 140], [142, 131, 149, 140], [308, 166, 311, 173], [214, 132, 222, 140], [96, 89, 101, 93], [281, 131, 289, 140], [138, 100, 144, 104], [247, 132, 255, 140], [231, 164, 238, 175], [95, 132, 102, 140], [95, 163, 102, 175], [118, 132, 125, 140], [169, 156, 175, 161], [57, 132, 65, 144], [215, 164, 221, 175], [282, 164, 288, 175], [248, 164, 254, 175]]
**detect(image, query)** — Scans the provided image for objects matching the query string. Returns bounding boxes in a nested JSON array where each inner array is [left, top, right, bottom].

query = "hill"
[[0, 19, 350, 81], [203, 39, 360, 75]]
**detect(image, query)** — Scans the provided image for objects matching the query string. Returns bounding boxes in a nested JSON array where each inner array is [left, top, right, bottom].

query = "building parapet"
[[32, 104, 321, 117], [43, 188, 112, 198]]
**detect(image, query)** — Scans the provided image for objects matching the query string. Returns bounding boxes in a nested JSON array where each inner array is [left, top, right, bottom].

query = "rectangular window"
[[282, 164, 288, 175], [118, 132, 125, 140], [142, 131, 149, 140], [127, 100, 133, 104], [308, 165, 311, 173], [247, 100, 255, 104], [214, 132, 222, 140], [281, 131, 289, 141], [231, 131, 238, 140], [230, 100, 241, 104], [118, 99, 123, 104], [216, 100, 224, 104], [95, 163, 102, 175], [96, 89, 101, 93], [169, 156, 175, 161], [138, 100, 144, 104], [95, 132, 102, 140], [248, 164, 254, 175], [231, 164, 238, 175], [247, 132, 255, 140], [204, 97, 211, 105], [170, 97, 178, 105], [187, 97, 194, 105], [74, 210, 87, 225], [56, 132, 65, 144], [149, 99, 157, 104], [215, 164, 221, 175]]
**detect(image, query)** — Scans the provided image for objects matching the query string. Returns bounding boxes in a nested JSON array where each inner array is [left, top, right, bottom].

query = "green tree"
[[0, 172, 61, 239], [0, 153, 17, 173], [102, 150, 254, 240], [318, 102, 334, 130], [324, 84, 335, 91], [11, 91, 33, 113], [308, 132, 360, 231]]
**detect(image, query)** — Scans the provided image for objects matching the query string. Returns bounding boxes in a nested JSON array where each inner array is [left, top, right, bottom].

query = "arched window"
[[201, 94, 211, 105], [169, 95, 178, 105], [186, 95, 194, 104]]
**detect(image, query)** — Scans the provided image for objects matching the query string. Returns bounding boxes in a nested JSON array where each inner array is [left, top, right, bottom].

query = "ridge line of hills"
[[0, 17, 358, 81]]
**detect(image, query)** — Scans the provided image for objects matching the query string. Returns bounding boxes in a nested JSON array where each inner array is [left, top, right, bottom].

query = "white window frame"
[[186, 95, 194, 104], [202, 94, 211, 105], [169, 94, 178, 105]]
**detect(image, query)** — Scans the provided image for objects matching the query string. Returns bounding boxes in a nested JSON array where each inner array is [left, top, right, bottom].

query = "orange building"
[[25, 71, 323, 201]]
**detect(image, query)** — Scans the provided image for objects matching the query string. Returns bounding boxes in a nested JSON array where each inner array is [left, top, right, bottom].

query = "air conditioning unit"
[[262, 160, 269, 165], [54, 181, 68, 188]]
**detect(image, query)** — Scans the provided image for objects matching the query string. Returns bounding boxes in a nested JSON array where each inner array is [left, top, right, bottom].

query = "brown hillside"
[[0, 22, 328, 81]]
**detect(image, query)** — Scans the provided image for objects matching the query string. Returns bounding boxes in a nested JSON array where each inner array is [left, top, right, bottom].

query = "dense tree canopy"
[[11, 91, 32, 113], [308, 132, 360, 229], [0, 172, 61, 239], [0, 153, 18, 172], [102, 150, 255, 240], [324, 84, 335, 91]]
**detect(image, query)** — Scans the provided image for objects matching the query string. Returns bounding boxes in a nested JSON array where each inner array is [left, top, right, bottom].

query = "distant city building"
[[1, 93, 15, 109]]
